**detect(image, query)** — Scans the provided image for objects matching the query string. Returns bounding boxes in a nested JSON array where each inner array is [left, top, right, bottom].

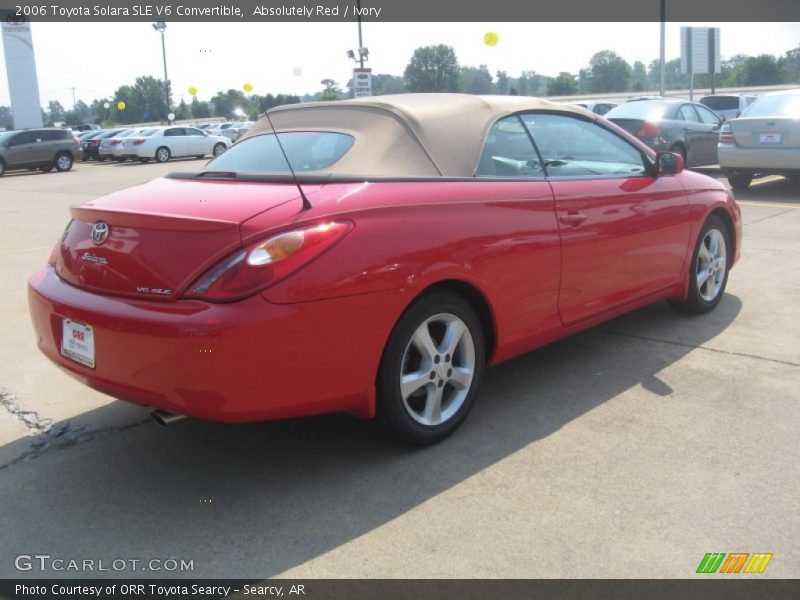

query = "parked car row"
[[76, 125, 231, 163]]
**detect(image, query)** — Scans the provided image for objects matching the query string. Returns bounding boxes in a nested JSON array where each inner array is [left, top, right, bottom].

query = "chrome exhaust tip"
[[151, 409, 187, 427]]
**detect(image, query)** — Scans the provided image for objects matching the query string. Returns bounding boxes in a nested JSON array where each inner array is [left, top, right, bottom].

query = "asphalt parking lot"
[[0, 159, 798, 578]]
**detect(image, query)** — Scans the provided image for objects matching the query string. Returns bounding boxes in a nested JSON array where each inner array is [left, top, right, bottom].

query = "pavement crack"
[[0, 388, 152, 469], [596, 330, 800, 369], [744, 208, 795, 226]]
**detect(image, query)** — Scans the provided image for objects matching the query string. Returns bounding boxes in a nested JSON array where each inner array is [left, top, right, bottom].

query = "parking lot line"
[[736, 201, 800, 210]]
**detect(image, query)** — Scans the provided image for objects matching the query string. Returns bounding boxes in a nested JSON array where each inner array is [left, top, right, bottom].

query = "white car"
[[124, 126, 230, 163]]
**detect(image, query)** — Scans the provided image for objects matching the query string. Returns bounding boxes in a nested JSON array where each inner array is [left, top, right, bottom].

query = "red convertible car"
[[28, 94, 741, 444]]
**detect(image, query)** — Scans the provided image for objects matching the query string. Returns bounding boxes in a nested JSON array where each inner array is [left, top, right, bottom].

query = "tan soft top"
[[243, 93, 592, 177]]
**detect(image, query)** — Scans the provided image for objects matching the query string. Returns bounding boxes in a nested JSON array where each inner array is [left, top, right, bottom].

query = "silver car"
[[700, 94, 758, 121], [717, 89, 800, 189]]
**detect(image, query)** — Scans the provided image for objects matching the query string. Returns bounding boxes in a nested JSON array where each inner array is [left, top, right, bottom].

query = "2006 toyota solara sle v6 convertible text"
[[28, 94, 741, 444]]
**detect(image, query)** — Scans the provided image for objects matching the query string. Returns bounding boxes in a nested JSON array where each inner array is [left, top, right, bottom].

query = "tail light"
[[132, 139, 146, 145], [637, 121, 660, 137], [719, 123, 735, 144], [184, 221, 353, 302], [91, 140, 102, 147], [71, 135, 80, 144]]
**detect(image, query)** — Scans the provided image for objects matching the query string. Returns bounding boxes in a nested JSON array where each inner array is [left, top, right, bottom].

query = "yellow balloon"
[[483, 31, 499, 47], [188, 86, 198, 96], [243, 82, 253, 93], [116, 101, 126, 111]]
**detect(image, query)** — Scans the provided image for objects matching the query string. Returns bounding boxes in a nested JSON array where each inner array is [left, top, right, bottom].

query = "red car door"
[[520, 113, 691, 325]]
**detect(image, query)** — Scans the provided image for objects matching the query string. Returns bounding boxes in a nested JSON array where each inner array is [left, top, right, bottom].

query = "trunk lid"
[[728, 117, 800, 149], [57, 176, 316, 300]]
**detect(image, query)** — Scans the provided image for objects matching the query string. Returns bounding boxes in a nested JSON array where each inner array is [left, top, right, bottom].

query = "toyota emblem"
[[91, 221, 110, 245]]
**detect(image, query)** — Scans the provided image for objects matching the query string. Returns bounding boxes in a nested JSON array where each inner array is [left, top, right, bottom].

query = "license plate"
[[61, 319, 95, 368], [759, 132, 782, 143]]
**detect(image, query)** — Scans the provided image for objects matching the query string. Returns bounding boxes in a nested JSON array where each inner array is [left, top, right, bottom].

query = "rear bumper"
[[28, 267, 408, 422], [718, 144, 800, 171]]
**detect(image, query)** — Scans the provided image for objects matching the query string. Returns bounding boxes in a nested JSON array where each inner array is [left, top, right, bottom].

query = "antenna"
[[263, 110, 312, 211]]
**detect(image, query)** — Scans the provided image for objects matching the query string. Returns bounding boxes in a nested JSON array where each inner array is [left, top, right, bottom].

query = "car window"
[[521, 113, 648, 178], [137, 129, 161, 137], [164, 128, 185, 137], [694, 105, 720, 125], [185, 128, 204, 136], [11, 131, 35, 145], [677, 105, 700, 122], [38, 130, 59, 141], [476, 116, 543, 178], [206, 131, 354, 172]]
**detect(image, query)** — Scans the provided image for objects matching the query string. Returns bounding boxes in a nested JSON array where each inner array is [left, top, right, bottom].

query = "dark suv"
[[0, 129, 83, 177]]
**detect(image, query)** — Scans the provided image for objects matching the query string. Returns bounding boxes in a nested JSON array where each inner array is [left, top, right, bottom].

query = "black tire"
[[377, 292, 485, 445], [138, 158, 150, 164], [40, 163, 53, 173], [669, 144, 687, 165], [0, 159, 5, 177], [155, 146, 171, 163], [669, 214, 731, 315], [195, 155, 205, 159], [80, 156, 89, 162], [212, 143, 226, 157], [54, 152, 73, 172], [724, 170, 752, 190]]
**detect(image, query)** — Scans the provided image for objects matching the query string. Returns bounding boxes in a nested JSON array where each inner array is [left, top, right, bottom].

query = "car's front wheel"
[[212, 143, 226, 157], [54, 152, 73, 172], [377, 292, 485, 445], [669, 214, 731, 314]]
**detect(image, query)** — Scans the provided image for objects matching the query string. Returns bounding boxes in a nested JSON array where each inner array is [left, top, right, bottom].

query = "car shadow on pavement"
[[0, 295, 741, 578], [733, 177, 800, 204]]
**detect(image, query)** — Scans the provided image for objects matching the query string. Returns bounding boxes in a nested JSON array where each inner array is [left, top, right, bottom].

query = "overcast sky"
[[1, 21, 798, 108]]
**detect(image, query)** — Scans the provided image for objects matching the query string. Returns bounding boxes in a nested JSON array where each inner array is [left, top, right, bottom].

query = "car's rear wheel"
[[724, 170, 752, 190], [669, 214, 731, 314], [0, 159, 5, 177], [54, 152, 73, 172], [212, 143, 226, 157], [155, 146, 171, 163], [377, 292, 485, 445]]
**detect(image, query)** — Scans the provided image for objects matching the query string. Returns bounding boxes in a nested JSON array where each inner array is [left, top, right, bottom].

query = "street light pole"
[[356, 0, 364, 68], [152, 21, 171, 121], [659, 0, 666, 97]]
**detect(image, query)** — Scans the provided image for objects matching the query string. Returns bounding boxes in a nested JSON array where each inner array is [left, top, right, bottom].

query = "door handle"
[[559, 213, 587, 226]]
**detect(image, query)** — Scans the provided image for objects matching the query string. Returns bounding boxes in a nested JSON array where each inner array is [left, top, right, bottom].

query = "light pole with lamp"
[[152, 21, 171, 122]]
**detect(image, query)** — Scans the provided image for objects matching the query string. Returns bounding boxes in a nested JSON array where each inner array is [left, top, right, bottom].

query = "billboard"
[[2, 19, 44, 129], [680, 27, 721, 75]]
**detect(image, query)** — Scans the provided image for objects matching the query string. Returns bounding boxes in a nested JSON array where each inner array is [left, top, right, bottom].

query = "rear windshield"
[[605, 102, 668, 120], [137, 129, 161, 137], [700, 96, 739, 111], [743, 94, 800, 117], [206, 132, 355, 172]]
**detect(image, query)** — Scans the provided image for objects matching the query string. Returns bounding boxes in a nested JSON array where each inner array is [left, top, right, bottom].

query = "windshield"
[[742, 94, 800, 118], [0, 131, 16, 143], [205, 132, 355, 172]]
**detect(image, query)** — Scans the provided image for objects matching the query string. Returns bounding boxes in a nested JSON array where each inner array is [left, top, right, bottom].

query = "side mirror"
[[656, 151, 684, 176]]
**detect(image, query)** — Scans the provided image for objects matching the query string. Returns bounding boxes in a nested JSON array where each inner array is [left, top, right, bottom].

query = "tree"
[[461, 65, 493, 94], [210, 89, 250, 118], [548, 72, 578, 96], [588, 50, 632, 93], [495, 71, 510, 95], [404, 45, 461, 92], [631, 61, 648, 91], [738, 54, 781, 86], [174, 98, 191, 121], [0, 105, 12, 130], [46, 101, 66, 125], [779, 46, 800, 83], [190, 97, 211, 118], [320, 79, 342, 101], [346, 73, 405, 96]]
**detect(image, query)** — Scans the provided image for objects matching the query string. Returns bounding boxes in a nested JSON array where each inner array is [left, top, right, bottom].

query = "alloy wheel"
[[696, 229, 727, 302], [399, 313, 475, 426]]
